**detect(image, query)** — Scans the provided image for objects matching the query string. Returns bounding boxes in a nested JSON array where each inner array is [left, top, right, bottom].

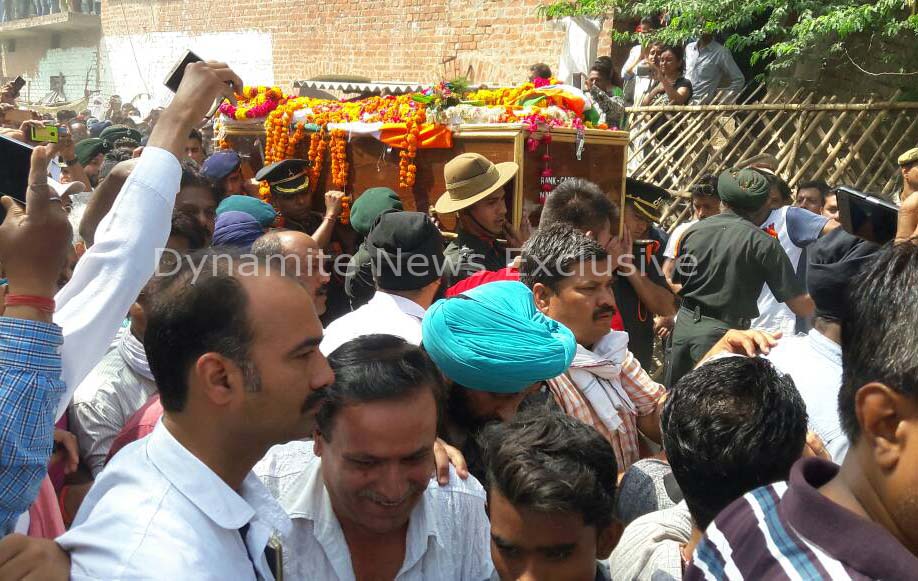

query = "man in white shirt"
[[255, 335, 494, 580], [767, 229, 880, 463], [750, 170, 836, 336], [0, 63, 336, 580], [684, 33, 745, 103], [553, 16, 604, 86], [321, 211, 444, 355], [56, 247, 334, 579]]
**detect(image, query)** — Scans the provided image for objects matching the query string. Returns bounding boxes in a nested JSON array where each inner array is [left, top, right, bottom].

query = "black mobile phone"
[[164, 50, 203, 93], [835, 186, 899, 244], [0, 133, 34, 222], [11, 76, 26, 92]]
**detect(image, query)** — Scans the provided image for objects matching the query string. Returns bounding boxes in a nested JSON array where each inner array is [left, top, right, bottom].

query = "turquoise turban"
[[422, 281, 577, 393], [217, 195, 277, 228]]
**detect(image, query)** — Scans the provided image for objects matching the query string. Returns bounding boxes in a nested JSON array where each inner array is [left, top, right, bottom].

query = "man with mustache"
[[255, 335, 494, 580], [0, 247, 336, 579], [520, 223, 665, 475]]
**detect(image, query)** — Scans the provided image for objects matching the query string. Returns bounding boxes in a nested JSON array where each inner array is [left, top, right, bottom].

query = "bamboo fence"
[[624, 87, 918, 229]]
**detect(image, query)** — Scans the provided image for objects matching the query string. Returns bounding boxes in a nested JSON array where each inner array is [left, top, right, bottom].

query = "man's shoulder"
[[60, 445, 211, 564], [71, 348, 135, 404], [254, 440, 321, 513], [423, 468, 488, 527], [767, 332, 812, 358], [690, 482, 791, 579], [681, 213, 756, 243]]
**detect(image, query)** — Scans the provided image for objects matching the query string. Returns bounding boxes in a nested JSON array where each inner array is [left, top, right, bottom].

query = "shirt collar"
[[807, 329, 841, 364], [146, 421, 284, 532], [779, 457, 918, 578], [370, 290, 427, 320]]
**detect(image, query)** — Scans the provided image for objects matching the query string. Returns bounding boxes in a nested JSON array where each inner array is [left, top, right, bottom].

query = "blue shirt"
[[0, 317, 65, 536]]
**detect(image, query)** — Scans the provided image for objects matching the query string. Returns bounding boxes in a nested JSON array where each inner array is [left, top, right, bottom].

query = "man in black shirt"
[[617, 178, 677, 370]]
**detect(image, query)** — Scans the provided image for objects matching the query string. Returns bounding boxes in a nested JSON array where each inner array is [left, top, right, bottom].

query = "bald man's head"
[[252, 230, 330, 315]]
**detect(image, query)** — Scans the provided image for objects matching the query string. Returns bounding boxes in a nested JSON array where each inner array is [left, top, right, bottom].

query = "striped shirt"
[[686, 457, 918, 580], [547, 345, 664, 473], [0, 318, 66, 535]]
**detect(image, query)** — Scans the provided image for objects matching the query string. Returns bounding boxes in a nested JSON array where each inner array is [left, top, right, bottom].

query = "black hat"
[[807, 228, 881, 322], [255, 159, 311, 198], [366, 212, 445, 291], [625, 178, 670, 223]]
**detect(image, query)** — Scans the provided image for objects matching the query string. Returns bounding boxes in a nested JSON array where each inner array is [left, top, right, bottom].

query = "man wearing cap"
[[99, 125, 142, 153], [321, 212, 443, 354], [423, 280, 577, 481], [202, 150, 245, 198], [897, 146, 918, 205], [344, 187, 404, 309], [666, 168, 814, 387], [766, 228, 880, 463], [255, 158, 345, 250], [435, 153, 524, 287], [619, 178, 677, 369], [74, 138, 110, 187]]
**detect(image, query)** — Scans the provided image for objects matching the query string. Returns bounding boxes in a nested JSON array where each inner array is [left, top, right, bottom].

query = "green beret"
[[350, 187, 404, 237], [898, 147, 918, 167], [99, 125, 142, 147], [74, 138, 109, 166], [717, 168, 770, 211]]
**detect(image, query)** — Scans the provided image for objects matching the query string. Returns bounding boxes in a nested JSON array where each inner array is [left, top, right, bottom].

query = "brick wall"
[[99, 0, 613, 98]]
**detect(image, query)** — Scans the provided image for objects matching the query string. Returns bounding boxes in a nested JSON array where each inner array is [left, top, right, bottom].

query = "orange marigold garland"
[[329, 129, 348, 190], [306, 129, 327, 194], [398, 107, 425, 190]]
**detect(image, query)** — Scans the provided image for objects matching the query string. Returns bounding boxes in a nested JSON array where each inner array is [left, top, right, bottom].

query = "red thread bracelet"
[[4, 294, 56, 313]]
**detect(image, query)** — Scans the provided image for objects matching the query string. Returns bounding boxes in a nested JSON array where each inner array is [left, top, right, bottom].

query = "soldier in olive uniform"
[[666, 168, 815, 386], [434, 153, 525, 286]]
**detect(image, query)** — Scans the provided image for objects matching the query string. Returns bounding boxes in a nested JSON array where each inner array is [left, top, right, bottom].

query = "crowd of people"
[[0, 0, 98, 22], [1, 58, 918, 581]]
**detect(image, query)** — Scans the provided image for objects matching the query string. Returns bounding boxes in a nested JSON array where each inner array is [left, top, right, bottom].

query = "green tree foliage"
[[537, 0, 918, 74]]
